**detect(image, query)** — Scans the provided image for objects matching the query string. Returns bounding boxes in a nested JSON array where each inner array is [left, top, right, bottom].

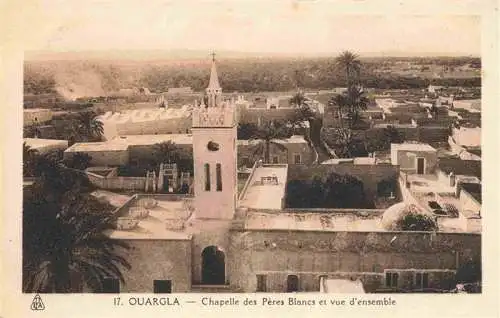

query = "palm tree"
[[23, 143, 39, 177], [289, 91, 307, 108], [153, 141, 182, 166], [344, 85, 369, 126], [77, 111, 104, 142], [23, 194, 130, 293], [23, 149, 129, 293], [335, 50, 362, 87], [328, 94, 348, 128], [327, 84, 368, 129], [250, 120, 290, 163], [333, 127, 355, 158]]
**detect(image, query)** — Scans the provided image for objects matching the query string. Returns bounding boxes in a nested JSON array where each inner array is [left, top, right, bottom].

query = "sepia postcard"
[[1, 0, 499, 317]]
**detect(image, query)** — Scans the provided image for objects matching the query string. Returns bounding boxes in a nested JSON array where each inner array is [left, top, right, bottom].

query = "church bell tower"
[[192, 53, 237, 219]]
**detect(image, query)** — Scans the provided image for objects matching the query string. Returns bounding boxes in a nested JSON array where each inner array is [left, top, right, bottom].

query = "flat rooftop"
[[24, 138, 68, 150], [403, 175, 480, 232], [391, 143, 436, 152], [99, 107, 191, 123], [406, 174, 455, 194], [65, 141, 129, 152], [321, 157, 377, 165], [237, 135, 307, 146], [91, 190, 133, 208], [437, 158, 481, 180], [112, 134, 194, 146], [106, 195, 194, 240], [238, 165, 288, 210], [243, 211, 384, 232], [24, 108, 51, 113]]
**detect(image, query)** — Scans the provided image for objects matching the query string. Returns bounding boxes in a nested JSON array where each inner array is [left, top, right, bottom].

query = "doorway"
[[286, 275, 299, 292], [163, 175, 170, 192], [417, 157, 425, 174], [201, 246, 225, 285]]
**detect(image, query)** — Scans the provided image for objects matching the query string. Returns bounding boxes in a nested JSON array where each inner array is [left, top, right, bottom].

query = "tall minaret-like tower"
[[192, 54, 237, 219]]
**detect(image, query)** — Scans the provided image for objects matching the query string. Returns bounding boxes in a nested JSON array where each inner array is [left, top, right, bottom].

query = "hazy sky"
[[28, 1, 481, 56]]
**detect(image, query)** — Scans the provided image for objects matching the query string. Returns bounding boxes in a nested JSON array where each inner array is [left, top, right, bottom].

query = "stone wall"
[[287, 163, 399, 202], [128, 144, 193, 164], [118, 239, 192, 293], [87, 173, 146, 191], [238, 141, 314, 167], [227, 230, 480, 292], [65, 149, 129, 166]]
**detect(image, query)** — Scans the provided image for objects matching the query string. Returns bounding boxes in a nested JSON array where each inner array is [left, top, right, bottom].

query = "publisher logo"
[[30, 294, 45, 311]]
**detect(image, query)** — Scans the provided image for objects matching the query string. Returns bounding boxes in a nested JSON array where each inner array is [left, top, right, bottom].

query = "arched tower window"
[[204, 164, 211, 191], [216, 163, 222, 191]]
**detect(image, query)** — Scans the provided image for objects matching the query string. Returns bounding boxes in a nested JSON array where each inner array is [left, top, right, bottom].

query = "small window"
[[414, 272, 429, 289], [272, 156, 279, 164], [154, 280, 172, 293], [216, 163, 222, 191], [256, 275, 267, 292], [240, 157, 250, 168], [294, 154, 302, 164], [385, 272, 399, 288], [207, 141, 220, 151], [102, 278, 120, 293], [204, 163, 211, 191]]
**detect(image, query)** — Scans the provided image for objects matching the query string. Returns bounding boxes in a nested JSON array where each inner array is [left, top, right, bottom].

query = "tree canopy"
[[285, 172, 373, 209], [23, 144, 130, 293]]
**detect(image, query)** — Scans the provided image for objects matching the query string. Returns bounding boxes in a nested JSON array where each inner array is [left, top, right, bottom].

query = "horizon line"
[[24, 49, 481, 61]]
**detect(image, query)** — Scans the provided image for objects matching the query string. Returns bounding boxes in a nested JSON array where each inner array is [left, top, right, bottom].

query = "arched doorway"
[[201, 246, 225, 285], [286, 275, 299, 292]]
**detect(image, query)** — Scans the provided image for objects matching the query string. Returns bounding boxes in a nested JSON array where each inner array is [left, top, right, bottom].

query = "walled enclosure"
[[286, 163, 400, 203], [227, 230, 481, 292]]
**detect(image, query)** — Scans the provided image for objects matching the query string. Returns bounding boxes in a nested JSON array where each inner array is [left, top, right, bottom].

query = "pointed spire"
[[208, 52, 221, 91]]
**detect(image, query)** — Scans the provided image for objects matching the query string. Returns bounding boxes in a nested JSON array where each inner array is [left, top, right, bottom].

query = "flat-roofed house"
[[237, 135, 314, 168], [458, 183, 481, 218], [24, 138, 69, 154], [436, 158, 481, 191], [452, 99, 481, 113], [23, 108, 53, 127], [64, 141, 129, 166], [98, 106, 192, 141], [391, 143, 437, 175]]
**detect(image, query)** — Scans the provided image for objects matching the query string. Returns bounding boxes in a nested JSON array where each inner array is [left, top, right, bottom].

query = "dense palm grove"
[[24, 56, 481, 95]]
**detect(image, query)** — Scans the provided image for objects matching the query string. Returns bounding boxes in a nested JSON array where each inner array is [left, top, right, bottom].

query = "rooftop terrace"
[[65, 141, 129, 152], [24, 138, 68, 151], [106, 194, 194, 240], [238, 164, 288, 210], [112, 134, 194, 146], [243, 210, 384, 232]]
